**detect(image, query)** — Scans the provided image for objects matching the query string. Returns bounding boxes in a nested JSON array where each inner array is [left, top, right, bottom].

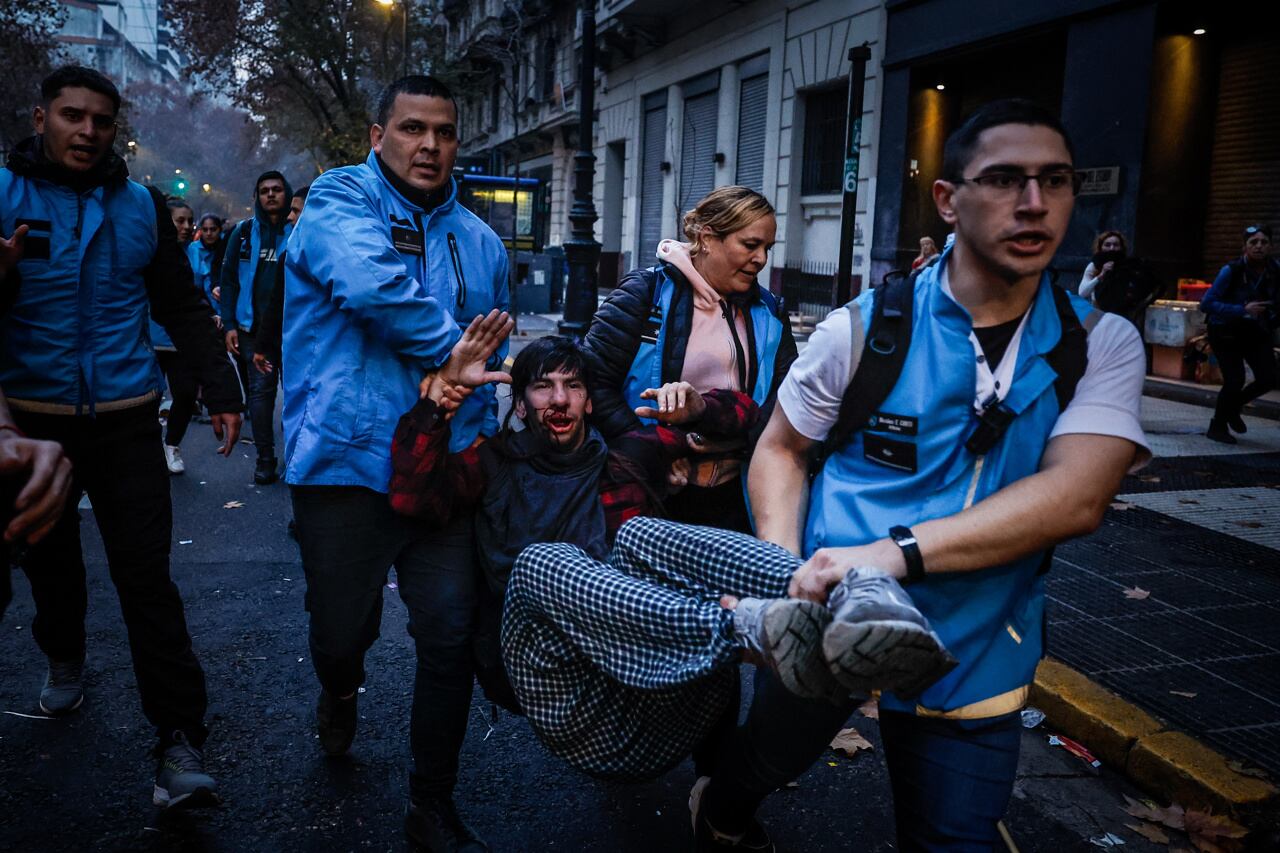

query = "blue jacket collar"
[[364, 149, 457, 215]]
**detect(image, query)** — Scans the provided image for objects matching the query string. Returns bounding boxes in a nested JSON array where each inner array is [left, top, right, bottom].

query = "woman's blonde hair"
[[682, 186, 774, 254]]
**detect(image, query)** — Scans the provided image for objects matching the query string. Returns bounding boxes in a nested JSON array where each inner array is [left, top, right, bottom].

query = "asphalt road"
[[0, 403, 1171, 852]]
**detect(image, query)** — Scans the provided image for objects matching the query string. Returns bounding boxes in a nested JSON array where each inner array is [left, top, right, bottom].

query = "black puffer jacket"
[[582, 262, 798, 441]]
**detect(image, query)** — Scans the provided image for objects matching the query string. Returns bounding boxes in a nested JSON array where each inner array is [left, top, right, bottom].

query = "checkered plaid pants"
[[501, 516, 801, 781]]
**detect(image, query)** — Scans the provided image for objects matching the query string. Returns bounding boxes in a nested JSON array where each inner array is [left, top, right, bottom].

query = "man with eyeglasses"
[[0, 65, 244, 808], [281, 74, 508, 852], [693, 99, 1151, 850]]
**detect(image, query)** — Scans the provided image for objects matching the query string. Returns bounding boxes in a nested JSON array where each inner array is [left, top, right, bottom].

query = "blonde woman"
[[583, 186, 797, 533]]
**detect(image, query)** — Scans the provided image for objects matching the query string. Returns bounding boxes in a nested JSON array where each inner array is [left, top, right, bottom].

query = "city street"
[[4, 385, 1270, 852]]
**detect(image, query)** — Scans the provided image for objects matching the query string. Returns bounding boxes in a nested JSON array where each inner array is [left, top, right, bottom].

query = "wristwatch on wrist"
[[889, 525, 925, 584]]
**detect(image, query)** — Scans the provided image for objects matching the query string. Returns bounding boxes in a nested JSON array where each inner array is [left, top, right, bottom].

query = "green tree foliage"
[[0, 0, 68, 153], [169, 0, 449, 168]]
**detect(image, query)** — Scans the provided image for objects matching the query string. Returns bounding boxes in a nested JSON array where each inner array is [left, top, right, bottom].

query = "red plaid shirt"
[[388, 389, 758, 539]]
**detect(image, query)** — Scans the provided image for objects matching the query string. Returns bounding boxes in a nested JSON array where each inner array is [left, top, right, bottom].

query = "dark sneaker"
[[39, 658, 85, 716], [732, 598, 844, 702], [153, 732, 219, 809], [1228, 413, 1248, 435], [405, 795, 488, 852], [1206, 419, 1237, 444], [316, 690, 357, 756], [822, 568, 957, 699], [690, 776, 775, 852], [253, 456, 278, 485]]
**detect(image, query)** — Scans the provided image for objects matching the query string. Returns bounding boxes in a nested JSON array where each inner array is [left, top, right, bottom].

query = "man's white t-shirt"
[[777, 277, 1151, 469]]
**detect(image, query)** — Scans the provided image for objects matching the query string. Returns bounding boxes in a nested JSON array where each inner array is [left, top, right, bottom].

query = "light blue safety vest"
[[807, 256, 1095, 718], [621, 265, 785, 419]]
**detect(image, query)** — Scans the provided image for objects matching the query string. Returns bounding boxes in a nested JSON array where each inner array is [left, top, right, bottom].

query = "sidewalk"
[[1046, 396, 1280, 783]]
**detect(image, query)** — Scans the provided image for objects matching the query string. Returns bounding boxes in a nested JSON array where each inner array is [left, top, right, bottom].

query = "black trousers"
[[11, 404, 208, 747], [156, 350, 200, 447], [291, 485, 479, 797], [1209, 323, 1278, 422]]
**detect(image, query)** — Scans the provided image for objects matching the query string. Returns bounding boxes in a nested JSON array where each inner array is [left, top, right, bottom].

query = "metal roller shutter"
[[640, 97, 668, 256], [1201, 37, 1280, 278], [680, 90, 719, 218], [736, 73, 768, 192]]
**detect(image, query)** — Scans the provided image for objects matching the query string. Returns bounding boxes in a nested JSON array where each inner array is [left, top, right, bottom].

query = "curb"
[[1031, 658, 1278, 827], [1143, 377, 1280, 421]]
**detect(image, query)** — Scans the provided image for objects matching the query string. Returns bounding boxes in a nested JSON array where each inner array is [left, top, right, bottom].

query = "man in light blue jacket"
[[281, 75, 508, 853]]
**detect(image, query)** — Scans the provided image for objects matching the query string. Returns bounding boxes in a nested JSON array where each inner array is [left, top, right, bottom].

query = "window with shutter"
[[639, 92, 668, 255], [680, 90, 719, 217], [736, 73, 768, 192], [801, 86, 848, 195]]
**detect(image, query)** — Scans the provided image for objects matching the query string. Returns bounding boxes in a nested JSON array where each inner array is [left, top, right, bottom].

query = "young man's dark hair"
[[942, 98, 1075, 181], [375, 75, 458, 129], [295, 184, 311, 203], [41, 65, 122, 115], [508, 335, 591, 402]]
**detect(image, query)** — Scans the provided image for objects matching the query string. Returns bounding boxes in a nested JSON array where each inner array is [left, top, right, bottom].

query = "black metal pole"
[[402, 0, 410, 77], [557, 1, 600, 339], [836, 44, 872, 304]]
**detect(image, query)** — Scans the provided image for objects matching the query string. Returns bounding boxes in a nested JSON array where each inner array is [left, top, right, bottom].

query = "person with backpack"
[[583, 186, 797, 534], [220, 170, 292, 484], [693, 100, 1150, 851], [389, 317, 953, 852], [0, 65, 243, 809], [1200, 223, 1279, 444]]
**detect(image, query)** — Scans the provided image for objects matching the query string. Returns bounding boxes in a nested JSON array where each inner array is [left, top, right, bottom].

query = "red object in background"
[[1177, 279, 1211, 302]]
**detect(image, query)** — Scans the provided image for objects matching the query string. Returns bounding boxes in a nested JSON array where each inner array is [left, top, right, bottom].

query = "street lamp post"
[[558, 1, 601, 339], [375, 0, 410, 77]]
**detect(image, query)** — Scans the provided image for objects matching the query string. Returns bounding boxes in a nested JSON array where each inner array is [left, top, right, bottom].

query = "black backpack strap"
[[819, 271, 917, 464], [1046, 285, 1095, 412]]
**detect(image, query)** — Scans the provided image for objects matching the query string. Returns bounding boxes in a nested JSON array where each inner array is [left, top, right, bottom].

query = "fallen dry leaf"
[[1126, 821, 1171, 844], [1110, 501, 1133, 511], [1140, 475, 1162, 483], [1122, 795, 1185, 829], [1124, 587, 1151, 600], [1184, 809, 1246, 850], [1177, 498, 1200, 505], [1225, 760, 1268, 780], [830, 727, 874, 758], [1230, 521, 1263, 529], [858, 698, 879, 720], [1169, 691, 1198, 699], [223, 500, 245, 509]]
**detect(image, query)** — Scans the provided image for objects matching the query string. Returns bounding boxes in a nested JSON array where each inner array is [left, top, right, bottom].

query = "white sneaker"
[[164, 445, 185, 475]]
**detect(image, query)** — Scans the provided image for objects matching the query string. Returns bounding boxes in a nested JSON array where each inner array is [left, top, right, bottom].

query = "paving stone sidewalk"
[[1047, 396, 1280, 778]]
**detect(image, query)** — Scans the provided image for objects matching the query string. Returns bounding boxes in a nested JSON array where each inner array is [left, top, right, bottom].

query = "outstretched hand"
[[437, 309, 514, 390], [0, 224, 28, 279]]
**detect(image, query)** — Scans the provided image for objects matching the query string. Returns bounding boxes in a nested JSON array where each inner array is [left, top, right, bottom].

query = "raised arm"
[[289, 173, 465, 371]]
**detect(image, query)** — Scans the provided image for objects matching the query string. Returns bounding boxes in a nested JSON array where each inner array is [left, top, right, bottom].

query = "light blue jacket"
[[808, 254, 1093, 718], [188, 240, 219, 310], [622, 266, 786, 421], [282, 150, 510, 491], [0, 162, 160, 411]]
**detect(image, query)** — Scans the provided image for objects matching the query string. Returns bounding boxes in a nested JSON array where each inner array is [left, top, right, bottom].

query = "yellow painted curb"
[[1030, 658, 1162, 769], [1129, 732, 1277, 816], [1031, 658, 1277, 824]]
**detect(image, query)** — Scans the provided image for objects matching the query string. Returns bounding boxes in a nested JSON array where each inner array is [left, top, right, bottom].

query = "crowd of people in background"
[[0, 59, 1274, 853]]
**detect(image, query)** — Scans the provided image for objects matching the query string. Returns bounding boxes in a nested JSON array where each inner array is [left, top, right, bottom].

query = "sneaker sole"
[[153, 784, 220, 809], [38, 693, 85, 716], [822, 619, 957, 698], [761, 600, 843, 701]]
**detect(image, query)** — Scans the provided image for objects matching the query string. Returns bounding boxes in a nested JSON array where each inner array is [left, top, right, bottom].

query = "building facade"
[[56, 0, 178, 91], [444, 0, 886, 297], [870, 0, 1279, 291]]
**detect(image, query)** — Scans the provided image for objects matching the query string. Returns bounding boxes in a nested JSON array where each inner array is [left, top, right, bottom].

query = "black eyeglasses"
[[951, 170, 1083, 198]]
